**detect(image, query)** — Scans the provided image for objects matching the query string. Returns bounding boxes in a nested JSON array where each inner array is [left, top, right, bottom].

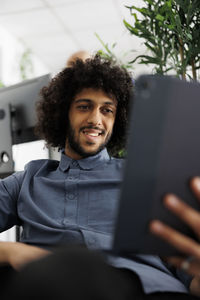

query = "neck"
[[64, 145, 83, 160]]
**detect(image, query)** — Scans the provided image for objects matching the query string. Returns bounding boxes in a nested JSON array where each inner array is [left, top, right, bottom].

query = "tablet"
[[112, 75, 200, 256]]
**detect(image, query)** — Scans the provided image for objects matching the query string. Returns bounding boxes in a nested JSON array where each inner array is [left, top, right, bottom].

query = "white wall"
[[0, 26, 50, 242], [0, 25, 49, 85]]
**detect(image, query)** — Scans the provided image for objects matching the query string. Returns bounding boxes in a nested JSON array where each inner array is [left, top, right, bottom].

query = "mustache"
[[79, 126, 105, 135]]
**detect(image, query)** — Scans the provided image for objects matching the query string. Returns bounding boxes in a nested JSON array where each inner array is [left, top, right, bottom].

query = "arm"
[[0, 174, 50, 270], [149, 177, 200, 296], [0, 241, 50, 271]]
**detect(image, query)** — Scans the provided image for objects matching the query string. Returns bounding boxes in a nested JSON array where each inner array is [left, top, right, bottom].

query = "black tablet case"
[[113, 75, 200, 256]]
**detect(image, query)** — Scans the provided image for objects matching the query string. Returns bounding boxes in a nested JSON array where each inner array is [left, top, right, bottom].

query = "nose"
[[87, 109, 102, 126]]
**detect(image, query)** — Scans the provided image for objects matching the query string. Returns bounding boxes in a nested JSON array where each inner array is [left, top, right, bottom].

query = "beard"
[[66, 123, 112, 158]]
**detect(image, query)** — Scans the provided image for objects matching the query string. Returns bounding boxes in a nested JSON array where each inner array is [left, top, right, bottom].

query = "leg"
[[0, 265, 17, 296], [2, 245, 145, 300], [146, 292, 199, 300], [3, 245, 197, 300]]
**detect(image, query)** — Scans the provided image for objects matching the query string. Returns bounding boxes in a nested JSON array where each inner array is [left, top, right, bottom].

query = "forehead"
[[73, 88, 117, 106]]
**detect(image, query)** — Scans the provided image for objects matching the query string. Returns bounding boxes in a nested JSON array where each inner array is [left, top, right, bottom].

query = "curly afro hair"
[[35, 54, 133, 157]]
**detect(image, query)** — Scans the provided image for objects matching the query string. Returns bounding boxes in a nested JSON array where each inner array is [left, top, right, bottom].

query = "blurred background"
[[0, 0, 151, 85]]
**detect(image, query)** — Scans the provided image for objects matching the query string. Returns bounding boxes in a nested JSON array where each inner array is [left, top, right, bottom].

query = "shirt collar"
[[59, 148, 110, 172]]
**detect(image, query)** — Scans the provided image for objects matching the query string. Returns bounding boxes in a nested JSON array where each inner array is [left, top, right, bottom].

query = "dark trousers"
[[1, 245, 199, 300]]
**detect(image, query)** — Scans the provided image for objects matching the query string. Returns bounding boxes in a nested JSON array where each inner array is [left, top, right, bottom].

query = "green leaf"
[[156, 14, 165, 22], [145, 0, 154, 5], [133, 13, 138, 22], [123, 19, 139, 36], [186, 33, 192, 40]]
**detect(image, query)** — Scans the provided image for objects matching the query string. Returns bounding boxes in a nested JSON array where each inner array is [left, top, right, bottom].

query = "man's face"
[[65, 88, 117, 160]]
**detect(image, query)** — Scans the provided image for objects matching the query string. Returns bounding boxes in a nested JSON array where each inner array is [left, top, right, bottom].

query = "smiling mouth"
[[81, 127, 104, 137], [82, 130, 102, 137]]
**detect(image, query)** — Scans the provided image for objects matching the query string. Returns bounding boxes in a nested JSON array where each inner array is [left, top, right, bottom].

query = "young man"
[[0, 55, 198, 299]]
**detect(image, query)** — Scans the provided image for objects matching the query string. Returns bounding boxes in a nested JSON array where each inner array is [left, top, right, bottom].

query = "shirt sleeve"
[[0, 171, 25, 231]]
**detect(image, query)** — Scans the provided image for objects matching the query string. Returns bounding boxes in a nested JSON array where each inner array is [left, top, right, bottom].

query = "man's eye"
[[102, 108, 113, 114], [77, 105, 90, 110]]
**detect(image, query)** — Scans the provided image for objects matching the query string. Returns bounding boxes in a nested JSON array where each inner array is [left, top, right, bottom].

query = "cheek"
[[69, 114, 81, 129], [108, 118, 115, 132]]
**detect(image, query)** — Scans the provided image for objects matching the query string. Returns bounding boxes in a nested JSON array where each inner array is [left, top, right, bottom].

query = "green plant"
[[95, 32, 134, 70], [0, 49, 33, 89], [19, 48, 34, 81], [124, 0, 200, 80], [0, 80, 5, 88]]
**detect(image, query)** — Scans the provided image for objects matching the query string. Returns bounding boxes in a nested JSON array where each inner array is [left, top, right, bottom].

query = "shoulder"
[[0, 159, 60, 199], [24, 159, 59, 175], [109, 157, 125, 169], [103, 157, 125, 177]]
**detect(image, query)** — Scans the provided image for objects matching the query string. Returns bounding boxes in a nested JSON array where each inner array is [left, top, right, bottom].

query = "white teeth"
[[83, 131, 100, 137], [87, 133, 99, 137]]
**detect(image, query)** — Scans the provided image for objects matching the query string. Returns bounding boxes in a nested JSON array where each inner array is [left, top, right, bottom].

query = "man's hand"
[[149, 177, 200, 296], [0, 241, 51, 271]]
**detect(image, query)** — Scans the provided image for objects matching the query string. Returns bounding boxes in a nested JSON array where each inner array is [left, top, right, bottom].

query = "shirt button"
[[68, 176, 73, 180], [68, 193, 75, 200]]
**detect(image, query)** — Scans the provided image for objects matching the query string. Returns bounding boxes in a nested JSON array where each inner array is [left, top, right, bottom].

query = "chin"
[[84, 149, 100, 156], [82, 146, 104, 157]]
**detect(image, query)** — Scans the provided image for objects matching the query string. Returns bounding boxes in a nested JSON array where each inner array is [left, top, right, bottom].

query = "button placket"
[[64, 168, 79, 225]]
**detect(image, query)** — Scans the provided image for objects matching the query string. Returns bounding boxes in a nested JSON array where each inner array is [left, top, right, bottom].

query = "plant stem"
[[191, 59, 197, 80], [178, 37, 186, 80]]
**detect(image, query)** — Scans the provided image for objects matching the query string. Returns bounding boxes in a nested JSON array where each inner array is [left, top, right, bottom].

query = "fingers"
[[163, 194, 200, 238], [165, 256, 200, 278], [149, 220, 200, 258], [149, 177, 200, 281], [190, 177, 200, 201]]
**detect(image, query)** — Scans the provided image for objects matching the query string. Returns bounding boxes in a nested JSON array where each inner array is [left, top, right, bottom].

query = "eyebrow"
[[74, 98, 117, 107]]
